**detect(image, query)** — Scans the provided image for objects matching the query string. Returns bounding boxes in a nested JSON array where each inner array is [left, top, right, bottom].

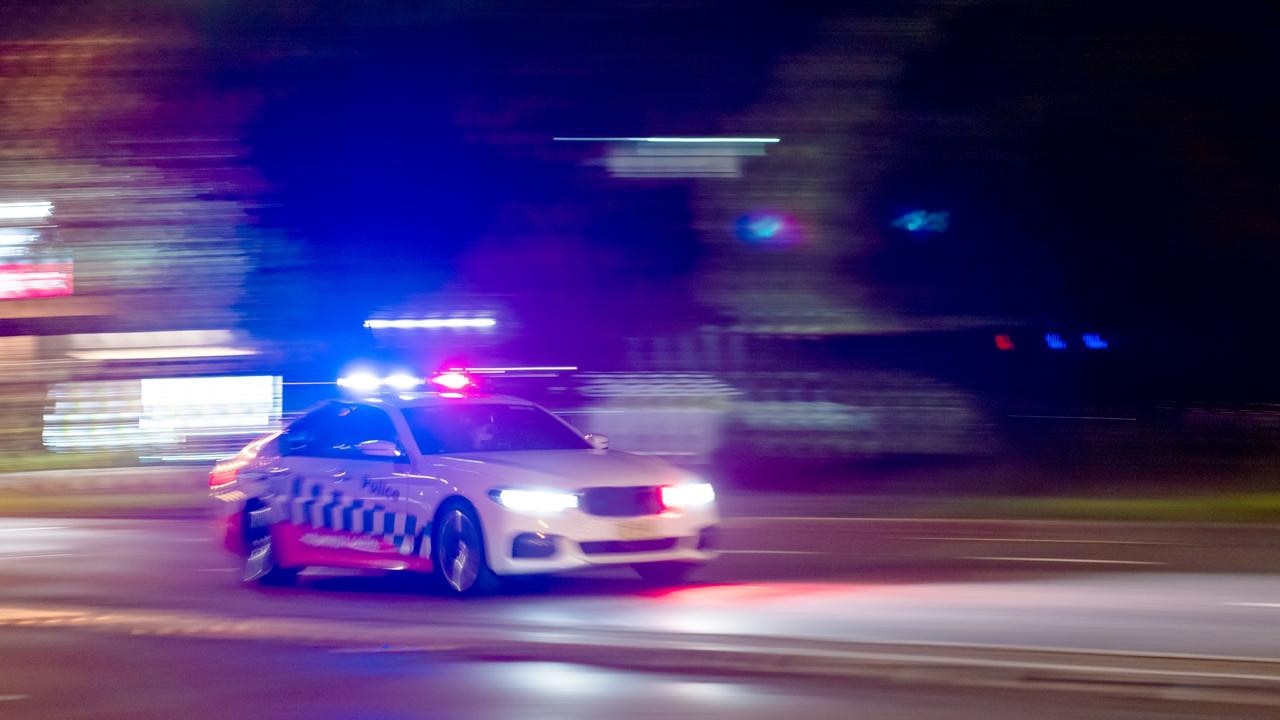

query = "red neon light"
[[0, 263, 73, 300], [994, 334, 1015, 351]]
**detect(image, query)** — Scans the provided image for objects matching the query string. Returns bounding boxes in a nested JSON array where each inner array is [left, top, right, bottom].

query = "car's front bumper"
[[474, 500, 720, 575]]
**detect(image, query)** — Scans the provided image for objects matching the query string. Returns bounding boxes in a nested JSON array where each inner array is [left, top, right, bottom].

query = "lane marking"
[[0, 554, 73, 561], [963, 556, 1164, 566], [907, 536, 1178, 546], [0, 526, 66, 533], [719, 550, 831, 556], [0, 695, 29, 702], [1226, 603, 1280, 609]]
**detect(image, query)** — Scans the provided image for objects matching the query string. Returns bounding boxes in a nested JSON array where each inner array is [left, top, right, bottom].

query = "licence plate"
[[616, 519, 659, 541]]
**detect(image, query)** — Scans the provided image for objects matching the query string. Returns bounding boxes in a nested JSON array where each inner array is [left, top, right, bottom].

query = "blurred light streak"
[[364, 318, 496, 329], [648, 583, 871, 605], [603, 153, 744, 178], [736, 212, 801, 246], [994, 334, 1015, 351], [43, 376, 282, 455], [554, 137, 780, 143], [429, 372, 473, 391], [1082, 333, 1109, 350], [0, 229, 38, 253], [0, 263, 73, 300], [383, 373, 424, 390], [140, 376, 279, 432], [1044, 333, 1068, 350], [453, 366, 577, 374], [0, 202, 53, 220], [506, 662, 611, 697], [63, 330, 255, 359], [67, 346, 255, 360], [892, 209, 950, 233], [336, 372, 381, 392], [141, 454, 236, 462]]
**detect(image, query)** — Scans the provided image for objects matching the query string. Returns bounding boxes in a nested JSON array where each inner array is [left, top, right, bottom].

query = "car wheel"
[[433, 502, 499, 596], [241, 506, 300, 586], [633, 561, 700, 586]]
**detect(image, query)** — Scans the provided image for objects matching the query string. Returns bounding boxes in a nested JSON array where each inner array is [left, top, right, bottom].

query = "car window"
[[283, 403, 404, 460], [280, 404, 342, 457], [401, 403, 590, 454]]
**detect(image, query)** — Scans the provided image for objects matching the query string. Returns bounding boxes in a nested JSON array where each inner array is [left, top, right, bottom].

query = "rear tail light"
[[209, 432, 276, 490], [209, 457, 247, 490]]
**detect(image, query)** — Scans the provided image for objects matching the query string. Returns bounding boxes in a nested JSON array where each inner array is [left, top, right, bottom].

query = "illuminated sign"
[[0, 263, 73, 300]]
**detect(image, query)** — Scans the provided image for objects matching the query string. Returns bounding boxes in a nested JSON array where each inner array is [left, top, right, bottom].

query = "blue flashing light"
[[1082, 333, 1109, 350], [892, 210, 950, 233], [735, 212, 798, 246], [1044, 333, 1068, 350], [745, 215, 783, 240]]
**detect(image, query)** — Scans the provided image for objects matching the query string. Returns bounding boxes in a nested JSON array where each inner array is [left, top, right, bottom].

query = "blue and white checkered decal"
[[272, 475, 430, 558]]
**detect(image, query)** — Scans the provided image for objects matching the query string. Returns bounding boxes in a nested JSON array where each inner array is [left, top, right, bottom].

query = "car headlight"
[[489, 488, 579, 514], [660, 482, 715, 509]]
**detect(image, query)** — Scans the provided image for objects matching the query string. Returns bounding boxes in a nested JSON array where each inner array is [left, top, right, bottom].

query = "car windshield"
[[401, 403, 591, 454]]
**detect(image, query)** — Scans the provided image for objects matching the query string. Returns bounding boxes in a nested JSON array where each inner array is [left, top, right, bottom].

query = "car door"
[[276, 402, 419, 562], [328, 403, 426, 559]]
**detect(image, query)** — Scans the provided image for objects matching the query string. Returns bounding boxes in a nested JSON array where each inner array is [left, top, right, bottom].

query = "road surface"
[[2, 517, 1279, 717]]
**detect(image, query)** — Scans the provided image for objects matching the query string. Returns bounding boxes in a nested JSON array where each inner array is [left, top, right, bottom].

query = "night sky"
[[5, 1, 1279, 393]]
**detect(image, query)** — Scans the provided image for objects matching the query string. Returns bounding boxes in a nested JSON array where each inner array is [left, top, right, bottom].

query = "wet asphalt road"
[[0, 627, 1259, 720], [2, 517, 1280, 718]]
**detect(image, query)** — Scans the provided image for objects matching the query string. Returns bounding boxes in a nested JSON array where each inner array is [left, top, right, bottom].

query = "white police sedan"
[[210, 375, 719, 595]]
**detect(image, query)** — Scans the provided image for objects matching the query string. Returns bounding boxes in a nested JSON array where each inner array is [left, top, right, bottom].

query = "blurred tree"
[[0, 5, 265, 333]]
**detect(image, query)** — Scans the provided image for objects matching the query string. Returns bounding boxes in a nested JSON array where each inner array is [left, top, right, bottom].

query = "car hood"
[[419, 450, 690, 491]]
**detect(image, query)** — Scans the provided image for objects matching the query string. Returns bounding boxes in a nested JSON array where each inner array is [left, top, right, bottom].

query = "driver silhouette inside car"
[[467, 417, 497, 451]]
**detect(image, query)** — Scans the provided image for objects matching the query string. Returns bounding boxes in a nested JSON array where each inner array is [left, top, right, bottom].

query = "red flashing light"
[[994, 334, 1015, 351], [430, 372, 473, 391]]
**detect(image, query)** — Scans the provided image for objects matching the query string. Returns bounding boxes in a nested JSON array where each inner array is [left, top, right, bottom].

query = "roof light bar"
[[450, 366, 578, 374], [429, 372, 473, 391], [337, 372, 424, 392]]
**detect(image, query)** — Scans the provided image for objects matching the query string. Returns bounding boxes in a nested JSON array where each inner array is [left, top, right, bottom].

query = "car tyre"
[[433, 501, 499, 596], [241, 506, 300, 586]]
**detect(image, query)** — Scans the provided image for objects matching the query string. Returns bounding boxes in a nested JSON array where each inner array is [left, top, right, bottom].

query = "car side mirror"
[[585, 433, 609, 450], [358, 439, 403, 459]]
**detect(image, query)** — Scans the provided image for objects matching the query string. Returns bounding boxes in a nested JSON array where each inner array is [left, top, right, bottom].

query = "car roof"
[[354, 392, 538, 410]]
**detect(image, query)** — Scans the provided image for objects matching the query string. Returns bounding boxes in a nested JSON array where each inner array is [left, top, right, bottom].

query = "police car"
[[210, 373, 719, 594]]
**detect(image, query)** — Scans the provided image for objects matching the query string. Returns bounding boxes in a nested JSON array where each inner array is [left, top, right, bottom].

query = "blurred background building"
[[0, 1, 1276, 474]]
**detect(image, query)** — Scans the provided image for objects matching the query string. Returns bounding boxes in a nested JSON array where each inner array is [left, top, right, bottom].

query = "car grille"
[[579, 538, 679, 555], [579, 486, 663, 517]]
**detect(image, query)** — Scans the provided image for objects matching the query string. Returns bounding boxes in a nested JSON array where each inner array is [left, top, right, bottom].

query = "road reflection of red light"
[[646, 583, 872, 606]]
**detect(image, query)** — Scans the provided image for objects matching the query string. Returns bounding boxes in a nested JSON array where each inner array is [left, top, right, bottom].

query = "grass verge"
[[931, 492, 1280, 523], [0, 493, 205, 518]]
